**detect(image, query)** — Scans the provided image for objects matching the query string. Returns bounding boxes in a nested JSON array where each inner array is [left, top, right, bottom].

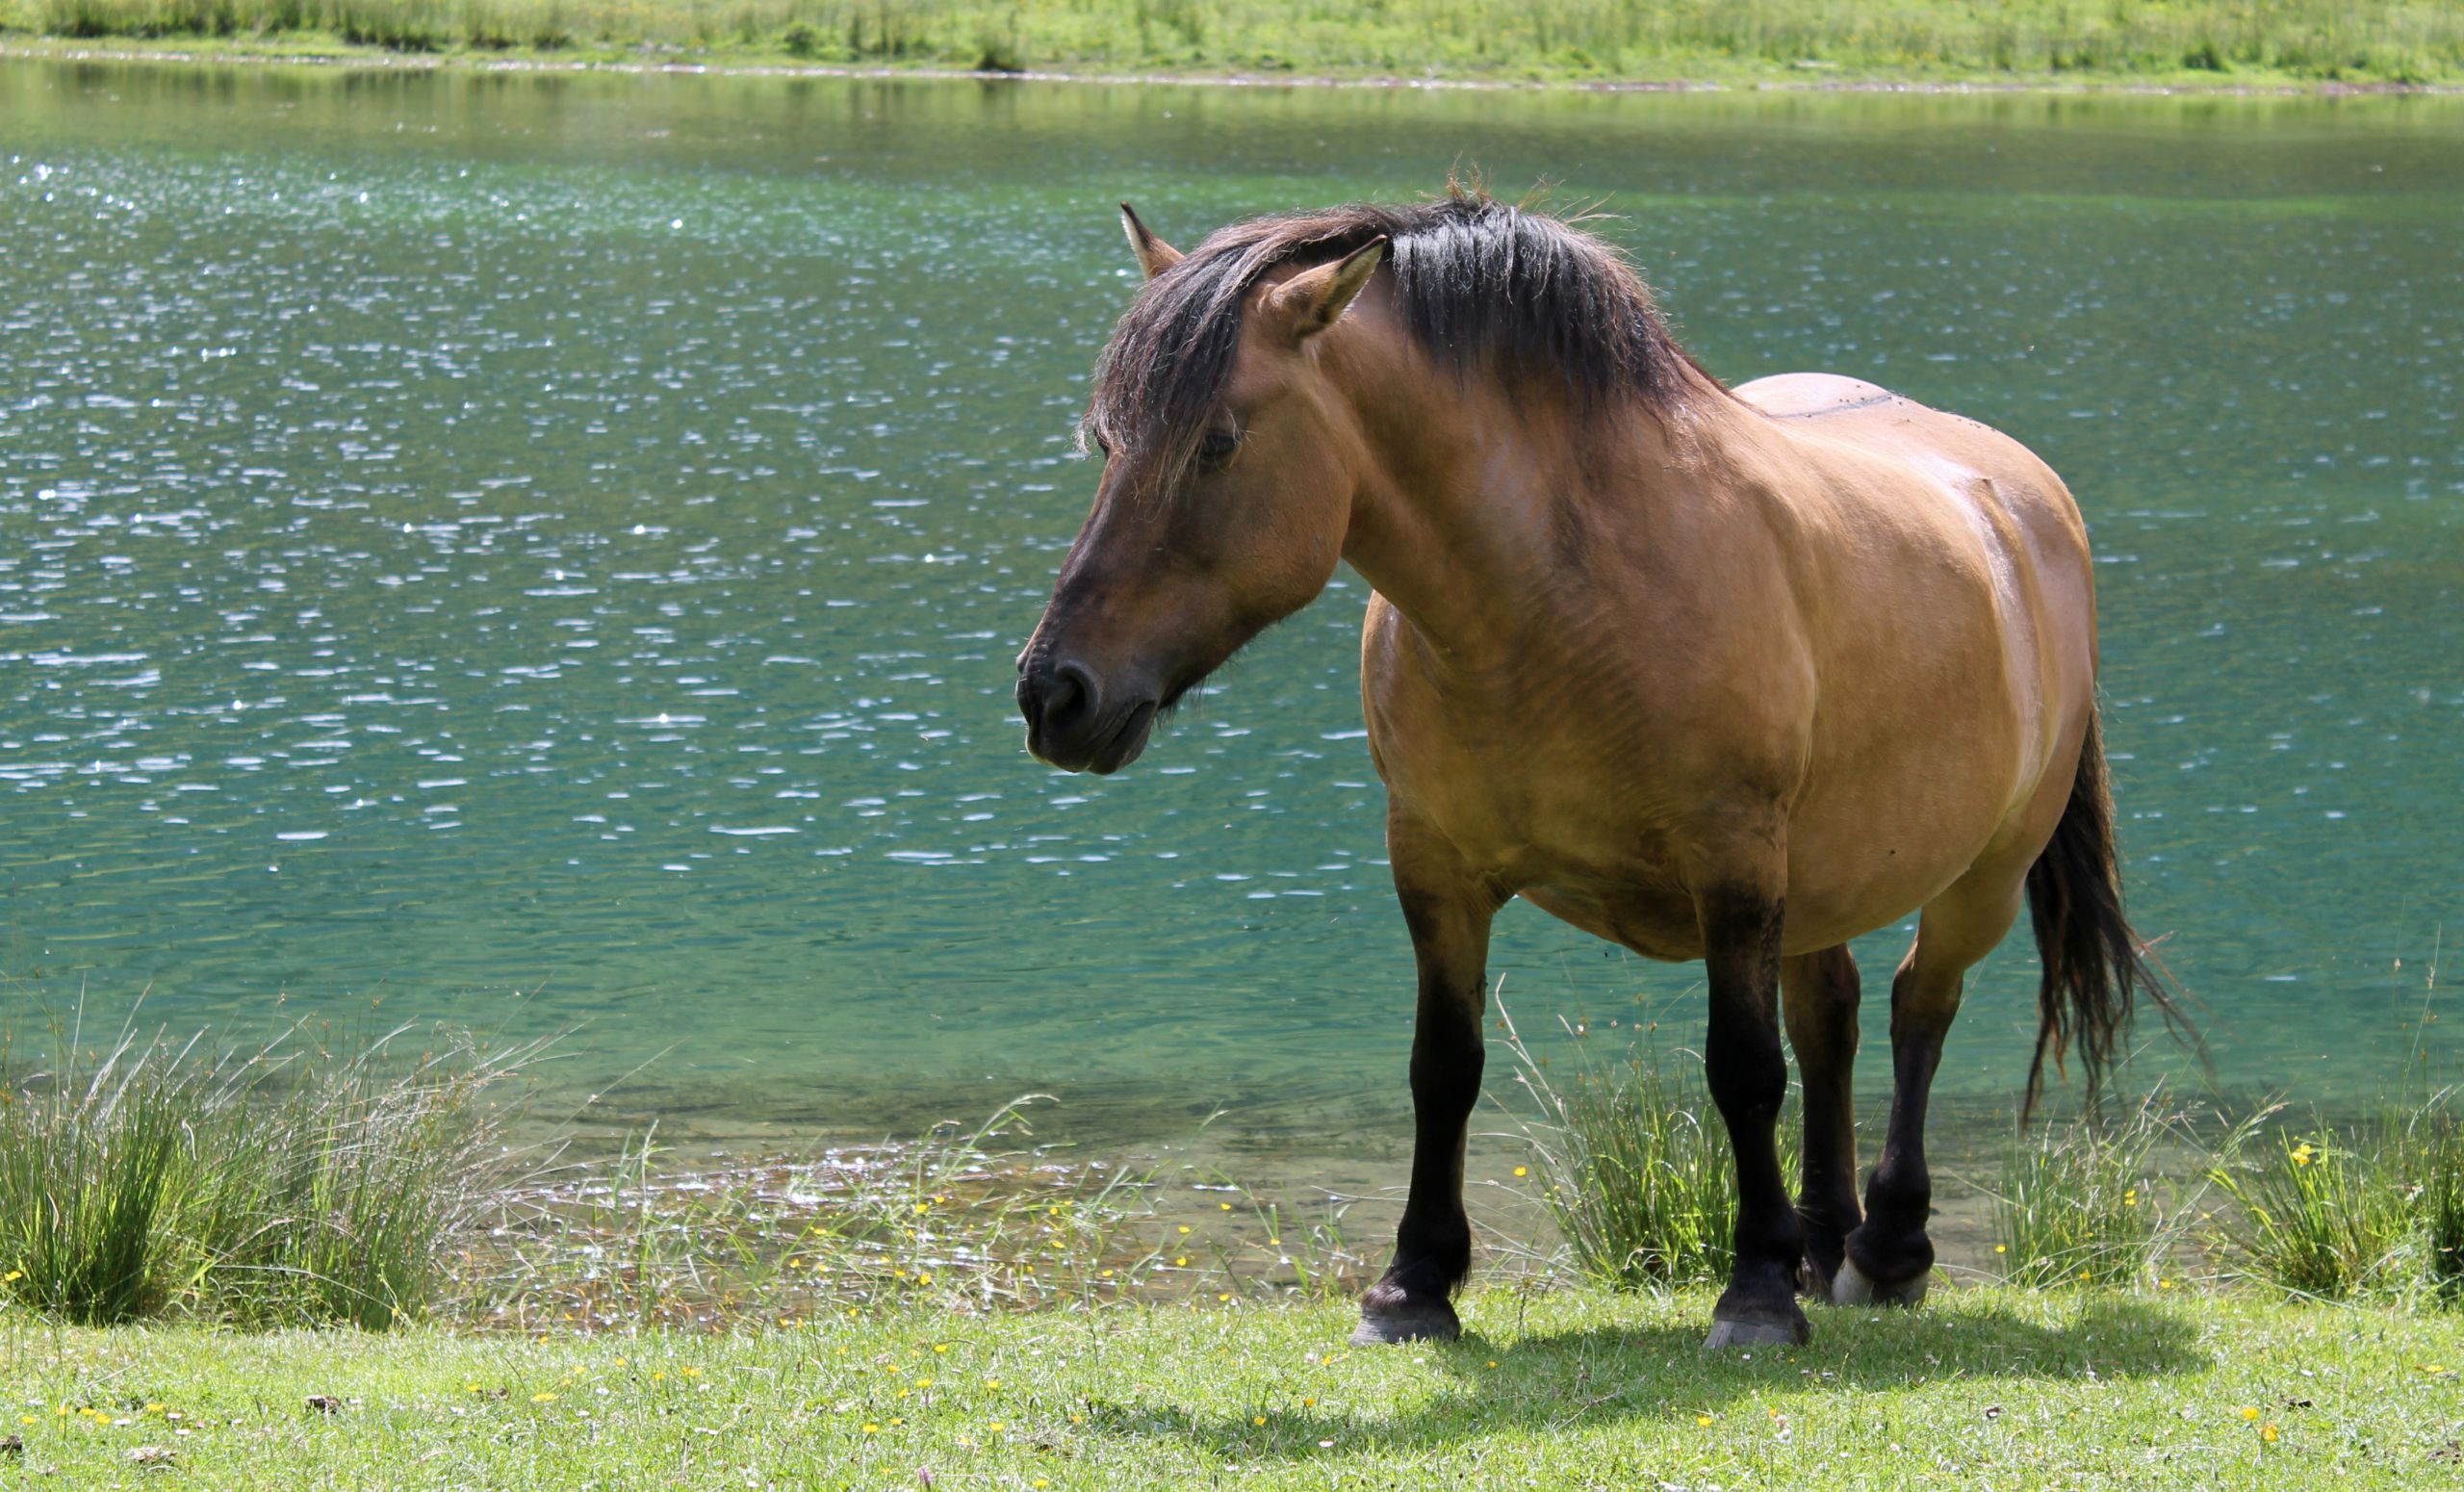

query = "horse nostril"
[[1042, 659, 1097, 737], [1018, 657, 1100, 742]]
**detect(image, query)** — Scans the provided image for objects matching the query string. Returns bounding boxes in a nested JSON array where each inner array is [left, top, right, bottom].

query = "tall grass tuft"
[[2208, 1107, 2422, 1300], [0, 1008, 529, 1327], [1504, 1001, 1793, 1290], [2420, 1103, 2464, 1300], [1990, 1094, 2189, 1288], [0, 1028, 199, 1324]]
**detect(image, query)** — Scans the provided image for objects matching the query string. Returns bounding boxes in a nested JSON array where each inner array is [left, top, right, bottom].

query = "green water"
[[2, 64, 2458, 1156]]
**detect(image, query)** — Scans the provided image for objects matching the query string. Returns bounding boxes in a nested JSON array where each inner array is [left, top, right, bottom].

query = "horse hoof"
[[1349, 1299, 1461, 1346], [1832, 1258, 1931, 1308], [1703, 1312, 1810, 1351]]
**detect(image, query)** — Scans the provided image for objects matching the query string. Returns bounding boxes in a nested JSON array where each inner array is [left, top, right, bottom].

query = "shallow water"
[[1, 64, 2458, 1158]]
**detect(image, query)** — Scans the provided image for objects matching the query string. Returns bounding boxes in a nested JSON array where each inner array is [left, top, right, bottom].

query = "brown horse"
[[1016, 189, 2176, 1350]]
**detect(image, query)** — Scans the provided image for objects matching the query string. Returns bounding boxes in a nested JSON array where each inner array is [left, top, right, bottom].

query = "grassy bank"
[[9, 1286, 2464, 1487], [2, 1, 2462, 87]]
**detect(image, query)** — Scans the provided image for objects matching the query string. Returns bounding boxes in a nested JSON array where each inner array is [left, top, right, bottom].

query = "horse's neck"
[[1338, 362, 1718, 675]]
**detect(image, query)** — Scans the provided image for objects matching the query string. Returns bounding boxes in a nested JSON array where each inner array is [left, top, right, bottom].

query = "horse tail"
[[2019, 707, 2188, 1122]]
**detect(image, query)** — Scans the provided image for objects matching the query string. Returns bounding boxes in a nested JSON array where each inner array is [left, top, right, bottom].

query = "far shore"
[[7, 37, 2463, 97]]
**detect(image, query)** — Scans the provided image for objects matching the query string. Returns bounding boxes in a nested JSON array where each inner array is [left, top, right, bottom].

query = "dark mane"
[[1084, 187, 1708, 492]]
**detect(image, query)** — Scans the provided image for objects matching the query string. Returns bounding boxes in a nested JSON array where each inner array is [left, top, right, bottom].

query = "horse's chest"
[[1374, 725, 1704, 958]]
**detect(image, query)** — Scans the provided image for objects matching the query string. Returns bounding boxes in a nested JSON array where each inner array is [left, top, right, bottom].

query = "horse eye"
[[1195, 428, 1241, 471]]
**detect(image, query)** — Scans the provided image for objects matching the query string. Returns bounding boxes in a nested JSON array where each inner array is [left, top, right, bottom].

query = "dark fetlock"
[[1793, 1194, 1853, 1301], [1796, 1209, 1852, 1300], [1834, 1224, 1935, 1307], [1351, 1278, 1462, 1345]]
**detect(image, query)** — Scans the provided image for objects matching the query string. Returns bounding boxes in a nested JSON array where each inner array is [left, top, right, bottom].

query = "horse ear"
[[1119, 202, 1182, 280], [1266, 237, 1386, 343]]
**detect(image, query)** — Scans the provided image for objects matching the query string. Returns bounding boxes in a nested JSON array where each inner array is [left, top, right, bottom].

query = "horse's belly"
[[1519, 881, 1706, 963]]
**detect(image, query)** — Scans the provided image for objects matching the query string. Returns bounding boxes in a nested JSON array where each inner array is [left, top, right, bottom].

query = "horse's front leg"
[[1352, 819, 1502, 1346], [1700, 884, 1812, 1350]]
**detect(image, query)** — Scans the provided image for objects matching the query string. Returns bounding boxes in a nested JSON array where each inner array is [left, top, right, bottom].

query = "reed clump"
[[1989, 1094, 2196, 1289], [2204, 1100, 2464, 1302], [1505, 1005, 1795, 1290], [2421, 1107, 2464, 1299], [0, 1011, 526, 1327]]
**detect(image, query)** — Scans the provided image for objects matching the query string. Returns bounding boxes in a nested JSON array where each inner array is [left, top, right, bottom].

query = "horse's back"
[[1736, 372, 2092, 629], [1731, 373, 2103, 908], [1735, 373, 2086, 556], [1732, 372, 1907, 422]]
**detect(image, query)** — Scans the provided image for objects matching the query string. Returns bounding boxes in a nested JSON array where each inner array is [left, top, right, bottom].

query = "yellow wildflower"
[[531, 1393, 558, 1403], [2241, 1406, 2260, 1422], [2262, 1422, 2280, 1443]]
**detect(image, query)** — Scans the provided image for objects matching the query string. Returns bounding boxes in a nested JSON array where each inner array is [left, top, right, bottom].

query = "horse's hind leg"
[[1835, 877, 2023, 1306], [1782, 944, 1861, 1297]]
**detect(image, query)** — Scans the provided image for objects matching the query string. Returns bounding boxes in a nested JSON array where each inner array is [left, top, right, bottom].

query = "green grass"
[[0, 1013, 526, 1328], [7, 1284, 2464, 1487], [1991, 1095, 2193, 1290], [1506, 1005, 1797, 1290], [2423, 1106, 2464, 1299], [1, 0, 2461, 86], [2206, 1104, 2459, 1302]]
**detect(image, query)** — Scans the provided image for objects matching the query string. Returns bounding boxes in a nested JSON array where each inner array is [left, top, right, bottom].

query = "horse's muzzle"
[[1016, 656, 1158, 774]]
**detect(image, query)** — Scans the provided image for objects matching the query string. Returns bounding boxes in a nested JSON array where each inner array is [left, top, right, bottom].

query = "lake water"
[[2, 63, 2458, 1163]]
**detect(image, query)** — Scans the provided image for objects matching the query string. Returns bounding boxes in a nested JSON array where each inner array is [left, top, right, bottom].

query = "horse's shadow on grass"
[[1090, 1296, 2207, 1462]]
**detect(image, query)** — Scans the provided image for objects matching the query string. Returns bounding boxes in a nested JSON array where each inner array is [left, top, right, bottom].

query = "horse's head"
[[1015, 205, 1387, 773]]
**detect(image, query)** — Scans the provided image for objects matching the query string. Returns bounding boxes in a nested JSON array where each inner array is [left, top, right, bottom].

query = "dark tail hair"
[[2020, 708, 2191, 1122]]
